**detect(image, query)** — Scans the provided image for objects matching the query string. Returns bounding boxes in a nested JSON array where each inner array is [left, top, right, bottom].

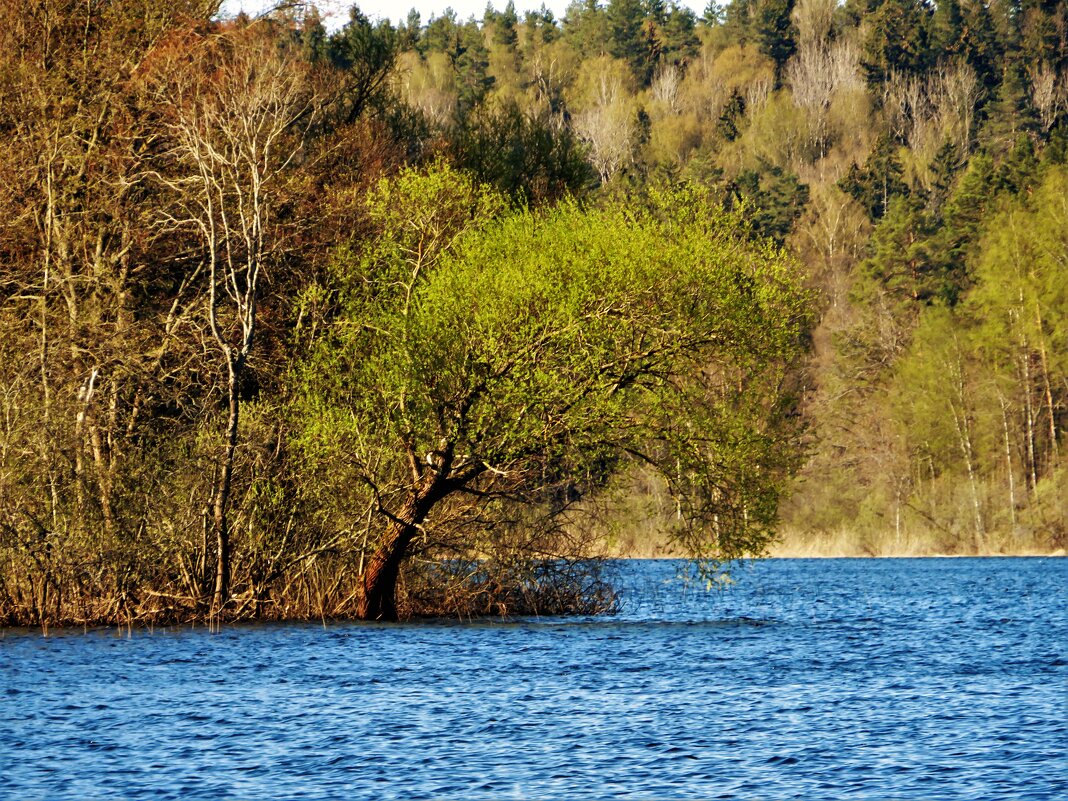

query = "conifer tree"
[[861, 0, 932, 88], [841, 133, 909, 220]]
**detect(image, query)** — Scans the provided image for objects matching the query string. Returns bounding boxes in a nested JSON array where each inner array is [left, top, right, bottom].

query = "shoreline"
[[608, 548, 1068, 560]]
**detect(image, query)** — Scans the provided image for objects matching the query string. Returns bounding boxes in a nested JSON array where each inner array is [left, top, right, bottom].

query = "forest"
[[0, 0, 1064, 625]]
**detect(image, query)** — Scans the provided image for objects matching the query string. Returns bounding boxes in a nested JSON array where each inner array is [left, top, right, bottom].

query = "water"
[[2, 558, 1065, 800]]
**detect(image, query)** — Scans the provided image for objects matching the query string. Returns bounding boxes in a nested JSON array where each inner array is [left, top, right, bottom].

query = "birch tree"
[[159, 26, 319, 613]]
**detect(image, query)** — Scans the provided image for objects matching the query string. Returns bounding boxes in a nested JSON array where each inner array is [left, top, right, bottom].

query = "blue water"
[[1, 558, 1065, 800]]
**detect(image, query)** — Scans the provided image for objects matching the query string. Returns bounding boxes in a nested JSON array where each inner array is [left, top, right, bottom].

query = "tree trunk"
[[212, 352, 242, 615], [356, 476, 446, 621], [948, 349, 984, 551], [999, 392, 1018, 529], [356, 520, 411, 622]]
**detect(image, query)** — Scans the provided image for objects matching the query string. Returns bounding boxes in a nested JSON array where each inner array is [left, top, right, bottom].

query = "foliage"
[[294, 164, 811, 616], [3, 0, 1066, 626]]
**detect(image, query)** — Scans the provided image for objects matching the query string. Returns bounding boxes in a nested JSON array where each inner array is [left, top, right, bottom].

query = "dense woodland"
[[0, 0, 1065, 625]]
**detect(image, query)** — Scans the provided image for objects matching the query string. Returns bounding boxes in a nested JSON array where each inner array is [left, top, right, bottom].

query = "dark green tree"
[[327, 7, 399, 123], [398, 9, 422, 51], [662, 3, 701, 64], [450, 102, 594, 204], [861, 0, 932, 87], [752, 0, 797, 79], [981, 58, 1041, 152], [936, 150, 994, 272], [930, 0, 965, 59], [487, 1, 519, 47], [960, 0, 1002, 94], [564, 0, 611, 54], [608, 0, 661, 85], [716, 90, 746, 141], [733, 163, 810, 243], [840, 134, 910, 220]]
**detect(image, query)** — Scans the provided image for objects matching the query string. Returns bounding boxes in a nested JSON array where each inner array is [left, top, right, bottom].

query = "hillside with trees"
[[0, 0, 1064, 625]]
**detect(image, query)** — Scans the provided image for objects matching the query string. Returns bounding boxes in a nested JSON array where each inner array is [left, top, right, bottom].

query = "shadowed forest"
[[1, 0, 1065, 625]]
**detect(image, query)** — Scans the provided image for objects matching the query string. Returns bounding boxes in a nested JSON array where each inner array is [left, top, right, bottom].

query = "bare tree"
[[788, 32, 862, 158], [572, 71, 636, 184], [159, 27, 318, 613], [792, 0, 837, 46], [651, 63, 682, 113], [1030, 63, 1068, 133], [884, 61, 980, 186]]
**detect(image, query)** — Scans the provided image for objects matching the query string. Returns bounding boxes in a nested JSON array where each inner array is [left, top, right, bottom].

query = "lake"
[[2, 558, 1065, 800]]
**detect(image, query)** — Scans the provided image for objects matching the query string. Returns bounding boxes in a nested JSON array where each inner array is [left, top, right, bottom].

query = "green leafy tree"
[[296, 164, 812, 619], [966, 165, 1067, 506]]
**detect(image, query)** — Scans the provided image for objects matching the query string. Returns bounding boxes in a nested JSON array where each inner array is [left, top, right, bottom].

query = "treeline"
[[0, 0, 814, 625], [340, 0, 1068, 554], [0, 1, 1064, 627], [379, 0, 1066, 555]]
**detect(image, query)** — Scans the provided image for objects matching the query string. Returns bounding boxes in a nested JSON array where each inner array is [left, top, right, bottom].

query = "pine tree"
[[491, 1, 519, 48], [861, 195, 940, 305], [608, 0, 659, 85], [981, 59, 1041, 152], [716, 90, 746, 141], [564, 0, 611, 54], [930, 0, 965, 59], [934, 151, 995, 291], [752, 0, 798, 80], [995, 135, 1042, 193], [398, 9, 422, 51], [861, 0, 932, 88], [662, 4, 700, 64], [456, 20, 495, 115], [840, 133, 910, 220], [960, 0, 1004, 96]]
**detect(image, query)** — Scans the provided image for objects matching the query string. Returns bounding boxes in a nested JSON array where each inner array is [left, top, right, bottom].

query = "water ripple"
[[1, 558, 1065, 800]]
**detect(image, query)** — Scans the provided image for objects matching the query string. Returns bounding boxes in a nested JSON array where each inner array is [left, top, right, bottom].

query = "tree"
[[296, 164, 812, 620], [449, 100, 594, 204], [840, 133, 909, 220], [158, 25, 320, 614], [732, 163, 811, 243], [967, 166, 1067, 505], [753, 0, 798, 80], [0, 0, 221, 623], [606, 0, 664, 85], [571, 57, 639, 183], [326, 7, 399, 124], [861, 0, 931, 88]]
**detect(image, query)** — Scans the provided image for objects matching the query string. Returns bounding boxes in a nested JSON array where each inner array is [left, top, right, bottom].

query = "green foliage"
[[7, 0, 1068, 626], [861, 0, 931, 87], [449, 101, 595, 204], [981, 61, 1040, 153], [327, 7, 400, 121], [297, 164, 812, 577], [732, 163, 810, 243], [840, 134, 909, 220], [751, 0, 798, 77]]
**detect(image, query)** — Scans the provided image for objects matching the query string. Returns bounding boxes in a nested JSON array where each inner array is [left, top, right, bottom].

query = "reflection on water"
[[2, 558, 1066, 800]]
